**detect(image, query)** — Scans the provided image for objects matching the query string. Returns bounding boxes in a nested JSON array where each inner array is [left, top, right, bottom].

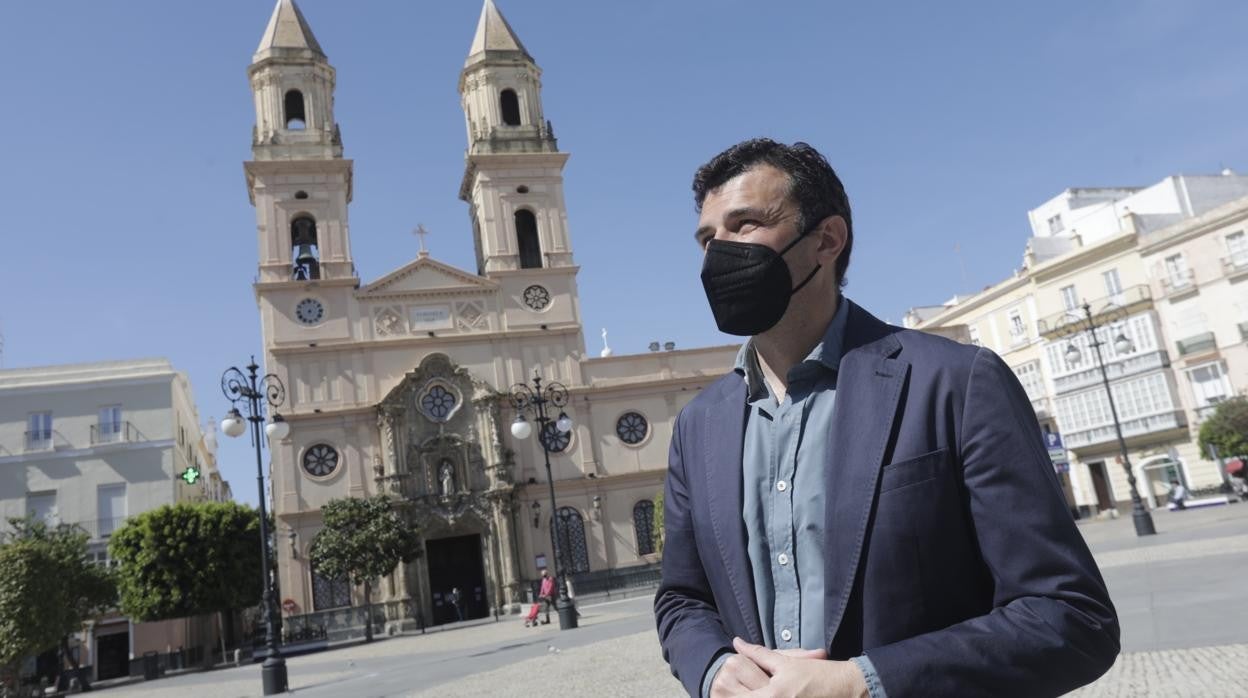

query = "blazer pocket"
[[879, 448, 947, 493]]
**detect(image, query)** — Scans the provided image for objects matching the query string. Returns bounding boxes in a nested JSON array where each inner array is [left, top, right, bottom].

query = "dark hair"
[[693, 138, 853, 288]]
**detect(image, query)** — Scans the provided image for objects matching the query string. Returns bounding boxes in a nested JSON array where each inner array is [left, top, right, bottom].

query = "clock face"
[[295, 298, 325, 325]]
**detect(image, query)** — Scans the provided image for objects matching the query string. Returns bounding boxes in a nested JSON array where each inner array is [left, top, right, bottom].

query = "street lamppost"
[[1058, 302, 1157, 537], [219, 358, 292, 694], [508, 373, 578, 630]]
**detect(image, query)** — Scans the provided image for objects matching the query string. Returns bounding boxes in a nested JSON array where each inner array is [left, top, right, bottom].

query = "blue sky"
[[2, 1, 1246, 504]]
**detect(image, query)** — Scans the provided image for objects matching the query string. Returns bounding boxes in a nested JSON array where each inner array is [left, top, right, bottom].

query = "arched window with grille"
[[515, 209, 542, 269], [551, 506, 589, 574], [500, 88, 521, 126], [311, 566, 352, 610], [633, 500, 656, 556]]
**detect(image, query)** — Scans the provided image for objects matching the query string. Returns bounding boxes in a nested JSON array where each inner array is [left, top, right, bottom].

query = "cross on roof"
[[413, 224, 431, 258]]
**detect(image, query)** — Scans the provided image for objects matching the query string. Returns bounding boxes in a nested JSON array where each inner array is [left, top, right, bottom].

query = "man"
[[1168, 479, 1188, 510], [654, 139, 1119, 698]]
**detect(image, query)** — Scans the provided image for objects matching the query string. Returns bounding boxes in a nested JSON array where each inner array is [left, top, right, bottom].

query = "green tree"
[[1198, 396, 1248, 461], [653, 488, 665, 555], [109, 502, 262, 622], [0, 518, 115, 689], [308, 496, 420, 642]]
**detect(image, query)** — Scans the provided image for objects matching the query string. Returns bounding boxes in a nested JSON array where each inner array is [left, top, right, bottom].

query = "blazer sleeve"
[[865, 348, 1120, 697], [654, 408, 734, 697]]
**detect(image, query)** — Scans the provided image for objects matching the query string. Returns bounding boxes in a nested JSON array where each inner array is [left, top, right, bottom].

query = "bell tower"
[[245, 0, 355, 287], [458, 0, 575, 278]]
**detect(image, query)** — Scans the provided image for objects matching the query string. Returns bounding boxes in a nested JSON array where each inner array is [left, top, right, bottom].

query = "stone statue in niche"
[[440, 460, 455, 496]]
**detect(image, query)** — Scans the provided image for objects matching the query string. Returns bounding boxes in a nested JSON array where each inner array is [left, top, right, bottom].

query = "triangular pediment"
[[358, 256, 496, 297]]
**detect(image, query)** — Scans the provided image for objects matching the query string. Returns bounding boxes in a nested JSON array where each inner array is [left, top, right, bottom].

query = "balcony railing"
[[1051, 350, 1170, 394], [1062, 409, 1187, 450], [24, 430, 54, 452], [1176, 331, 1217, 357], [1037, 285, 1152, 337], [91, 421, 135, 445], [75, 516, 128, 539], [1159, 269, 1198, 299], [1222, 252, 1248, 279]]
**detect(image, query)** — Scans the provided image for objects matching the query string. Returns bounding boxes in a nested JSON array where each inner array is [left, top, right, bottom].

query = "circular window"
[[616, 412, 649, 445], [295, 298, 325, 325], [539, 422, 571, 453], [302, 444, 339, 478], [419, 384, 458, 422], [522, 285, 551, 311]]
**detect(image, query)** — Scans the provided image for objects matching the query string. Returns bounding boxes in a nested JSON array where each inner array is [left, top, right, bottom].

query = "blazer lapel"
[[702, 378, 763, 644], [824, 303, 908, 647]]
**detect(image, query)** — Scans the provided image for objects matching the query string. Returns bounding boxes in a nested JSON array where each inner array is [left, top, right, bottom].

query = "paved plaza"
[[102, 504, 1248, 697]]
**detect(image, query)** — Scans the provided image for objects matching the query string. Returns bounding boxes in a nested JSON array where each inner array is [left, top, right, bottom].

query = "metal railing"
[[23, 430, 53, 451], [91, 421, 135, 445], [1037, 285, 1152, 337], [1159, 268, 1198, 297], [1222, 252, 1248, 276]]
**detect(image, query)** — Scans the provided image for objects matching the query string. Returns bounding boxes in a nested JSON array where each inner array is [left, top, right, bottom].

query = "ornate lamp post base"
[[1132, 506, 1156, 537], [262, 656, 288, 695], [556, 596, 578, 630]]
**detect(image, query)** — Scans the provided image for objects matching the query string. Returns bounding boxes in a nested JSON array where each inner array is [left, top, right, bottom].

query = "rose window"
[[302, 444, 339, 478], [523, 285, 551, 311], [420, 384, 458, 421], [539, 422, 571, 453], [616, 412, 649, 445]]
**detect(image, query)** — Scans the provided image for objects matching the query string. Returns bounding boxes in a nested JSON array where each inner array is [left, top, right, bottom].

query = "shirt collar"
[[733, 297, 851, 402]]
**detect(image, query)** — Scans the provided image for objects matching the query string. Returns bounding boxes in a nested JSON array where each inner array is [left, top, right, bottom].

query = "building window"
[[1164, 254, 1190, 288], [302, 444, 340, 478], [967, 325, 981, 347], [1012, 360, 1045, 401], [632, 500, 656, 556], [26, 491, 57, 526], [284, 89, 306, 129], [1060, 285, 1079, 312], [419, 382, 460, 423], [1047, 214, 1064, 234], [552, 507, 589, 574], [1187, 362, 1232, 419], [311, 567, 352, 610], [1226, 231, 1248, 267], [1007, 309, 1027, 343], [616, 412, 649, 445], [515, 210, 542, 269], [26, 411, 52, 450], [499, 88, 521, 126], [97, 484, 126, 538], [291, 215, 320, 280], [539, 422, 571, 453], [1103, 268, 1123, 302], [97, 406, 123, 443]]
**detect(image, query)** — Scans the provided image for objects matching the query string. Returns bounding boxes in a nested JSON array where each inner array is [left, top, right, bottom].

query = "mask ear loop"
[[780, 223, 822, 295]]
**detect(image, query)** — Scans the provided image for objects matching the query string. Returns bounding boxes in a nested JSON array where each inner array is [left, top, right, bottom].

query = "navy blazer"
[[654, 301, 1119, 697]]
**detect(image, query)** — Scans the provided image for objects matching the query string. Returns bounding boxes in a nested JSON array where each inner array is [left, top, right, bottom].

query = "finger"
[[776, 647, 827, 660], [725, 654, 770, 690], [733, 637, 782, 674]]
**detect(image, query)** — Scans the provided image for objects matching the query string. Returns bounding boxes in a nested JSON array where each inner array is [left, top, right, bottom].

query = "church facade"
[[245, 0, 735, 626]]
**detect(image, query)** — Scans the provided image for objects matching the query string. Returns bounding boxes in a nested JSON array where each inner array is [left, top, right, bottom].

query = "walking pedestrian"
[[450, 587, 464, 622]]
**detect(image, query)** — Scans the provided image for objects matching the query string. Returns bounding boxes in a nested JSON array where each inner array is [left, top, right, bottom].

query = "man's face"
[[694, 165, 805, 254]]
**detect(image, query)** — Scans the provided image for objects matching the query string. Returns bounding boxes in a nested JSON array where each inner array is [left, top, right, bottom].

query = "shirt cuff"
[[701, 652, 733, 698], [852, 655, 888, 698]]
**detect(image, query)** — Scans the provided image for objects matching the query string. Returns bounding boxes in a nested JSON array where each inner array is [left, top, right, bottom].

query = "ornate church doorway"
[[426, 534, 488, 625]]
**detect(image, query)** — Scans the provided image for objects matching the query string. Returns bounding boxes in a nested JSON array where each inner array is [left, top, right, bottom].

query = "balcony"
[[1062, 409, 1187, 450], [1159, 269, 1198, 300], [1175, 331, 1217, 358], [1051, 350, 1170, 394], [1194, 404, 1220, 425], [24, 430, 54, 452], [1037, 285, 1152, 337], [1222, 252, 1248, 281], [91, 421, 135, 445], [74, 517, 127, 540]]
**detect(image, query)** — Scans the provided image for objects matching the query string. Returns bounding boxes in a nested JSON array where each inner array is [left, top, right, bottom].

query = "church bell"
[[295, 244, 317, 267]]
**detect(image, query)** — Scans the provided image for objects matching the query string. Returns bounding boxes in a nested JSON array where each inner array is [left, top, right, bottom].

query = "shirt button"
[[780, 629, 793, 642], [777, 480, 788, 492], [777, 553, 789, 565]]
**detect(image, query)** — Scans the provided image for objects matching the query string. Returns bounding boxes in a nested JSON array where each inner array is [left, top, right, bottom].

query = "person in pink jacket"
[[537, 568, 556, 625]]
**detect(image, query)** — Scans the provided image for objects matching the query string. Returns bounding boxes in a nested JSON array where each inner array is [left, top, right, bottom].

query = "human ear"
[[813, 215, 847, 265]]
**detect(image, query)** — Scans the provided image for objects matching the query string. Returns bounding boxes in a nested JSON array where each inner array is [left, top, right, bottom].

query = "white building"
[[0, 358, 225, 681]]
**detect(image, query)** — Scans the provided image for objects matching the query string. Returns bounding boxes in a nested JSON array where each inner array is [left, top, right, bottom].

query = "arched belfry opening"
[[284, 89, 307, 129], [515, 210, 541, 269], [291, 215, 320, 280], [499, 89, 521, 126]]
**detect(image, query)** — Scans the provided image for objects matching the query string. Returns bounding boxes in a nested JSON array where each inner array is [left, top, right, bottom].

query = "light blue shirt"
[[702, 299, 886, 698]]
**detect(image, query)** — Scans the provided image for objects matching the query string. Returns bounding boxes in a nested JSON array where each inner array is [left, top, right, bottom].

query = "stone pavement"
[[100, 504, 1248, 697]]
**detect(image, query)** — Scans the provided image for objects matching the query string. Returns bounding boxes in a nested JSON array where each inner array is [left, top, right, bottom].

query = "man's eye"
[[739, 219, 761, 230]]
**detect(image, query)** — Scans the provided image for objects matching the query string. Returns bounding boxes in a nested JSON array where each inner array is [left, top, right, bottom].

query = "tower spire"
[[466, 0, 532, 65], [255, 0, 325, 61]]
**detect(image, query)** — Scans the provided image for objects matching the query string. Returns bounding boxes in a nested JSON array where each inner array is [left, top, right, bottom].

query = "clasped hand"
[[709, 637, 868, 698]]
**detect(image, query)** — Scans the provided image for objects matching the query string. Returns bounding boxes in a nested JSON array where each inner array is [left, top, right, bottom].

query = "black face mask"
[[700, 226, 822, 336]]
